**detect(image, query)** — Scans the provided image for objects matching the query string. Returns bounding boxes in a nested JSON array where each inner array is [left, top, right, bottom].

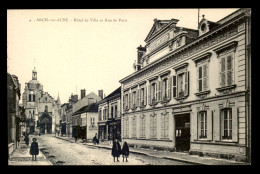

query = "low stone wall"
[[124, 139, 175, 152], [189, 150, 247, 162]]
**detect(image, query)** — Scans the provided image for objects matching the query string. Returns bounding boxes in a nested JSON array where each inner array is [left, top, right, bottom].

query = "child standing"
[[121, 141, 129, 162], [30, 138, 39, 161], [111, 139, 121, 162]]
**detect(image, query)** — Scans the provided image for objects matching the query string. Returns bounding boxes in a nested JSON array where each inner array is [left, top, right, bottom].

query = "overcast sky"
[[7, 8, 239, 104]]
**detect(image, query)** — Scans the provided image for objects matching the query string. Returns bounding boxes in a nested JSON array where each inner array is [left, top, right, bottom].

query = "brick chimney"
[[98, 89, 103, 99], [81, 89, 86, 99], [136, 45, 146, 71]]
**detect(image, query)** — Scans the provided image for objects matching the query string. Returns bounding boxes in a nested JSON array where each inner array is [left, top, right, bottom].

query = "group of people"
[[24, 133, 130, 162], [112, 139, 129, 162]]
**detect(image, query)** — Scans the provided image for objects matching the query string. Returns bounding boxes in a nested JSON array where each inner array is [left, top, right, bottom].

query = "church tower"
[[32, 67, 37, 80]]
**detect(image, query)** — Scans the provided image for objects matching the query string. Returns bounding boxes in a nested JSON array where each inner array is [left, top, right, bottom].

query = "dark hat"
[[32, 138, 37, 141]]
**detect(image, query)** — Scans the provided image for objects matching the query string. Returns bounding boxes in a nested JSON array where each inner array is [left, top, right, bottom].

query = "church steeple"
[[32, 67, 37, 80], [57, 93, 61, 105]]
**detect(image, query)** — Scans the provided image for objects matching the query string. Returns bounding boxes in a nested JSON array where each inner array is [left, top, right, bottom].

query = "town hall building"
[[119, 9, 251, 162]]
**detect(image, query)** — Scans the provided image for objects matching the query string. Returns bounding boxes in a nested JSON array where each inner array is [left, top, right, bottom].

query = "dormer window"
[[201, 23, 206, 32]]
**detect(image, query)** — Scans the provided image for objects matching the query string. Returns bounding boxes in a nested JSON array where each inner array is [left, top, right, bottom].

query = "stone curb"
[[54, 136, 248, 165], [54, 136, 203, 165]]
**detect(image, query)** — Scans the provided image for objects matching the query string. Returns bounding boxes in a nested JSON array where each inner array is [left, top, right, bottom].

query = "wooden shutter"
[[168, 77, 172, 99], [156, 81, 159, 102], [232, 107, 238, 142], [158, 81, 162, 102], [123, 95, 125, 110], [227, 55, 232, 86], [173, 75, 177, 98], [207, 109, 213, 140], [214, 109, 221, 141], [220, 57, 226, 87], [184, 71, 189, 96], [198, 66, 202, 92], [203, 64, 208, 91], [137, 88, 140, 107], [194, 112, 198, 140], [144, 86, 147, 106], [129, 92, 132, 109], [148, 84, 151, 104]]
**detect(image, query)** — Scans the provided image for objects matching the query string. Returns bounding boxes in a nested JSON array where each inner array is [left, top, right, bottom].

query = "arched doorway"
[[39, 112, 52, 134]]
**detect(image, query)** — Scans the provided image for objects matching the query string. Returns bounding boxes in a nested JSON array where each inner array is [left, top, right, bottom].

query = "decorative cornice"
[[192, 52, 212, 63], [213, 41, 238, 54], [158, 70, 171, 77], [173, 62, 189, 71], [147, 76, 158, 82]]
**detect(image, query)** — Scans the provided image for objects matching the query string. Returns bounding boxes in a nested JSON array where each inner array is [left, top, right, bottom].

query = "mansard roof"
[[119, 8, 249, 84]]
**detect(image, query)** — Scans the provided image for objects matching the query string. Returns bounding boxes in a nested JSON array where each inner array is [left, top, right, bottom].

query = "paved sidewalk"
[[8, 140, 53, 166], [55, 135, 249, 165]]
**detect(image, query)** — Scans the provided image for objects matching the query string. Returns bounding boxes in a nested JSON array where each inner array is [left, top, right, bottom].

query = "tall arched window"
[[45, 105, 48, 112]]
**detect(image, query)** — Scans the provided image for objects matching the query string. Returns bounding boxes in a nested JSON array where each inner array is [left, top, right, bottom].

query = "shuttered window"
[[161, 113, 169, 138], [222, 108, 232, 140], [132, 116, 136, 137], [140, 116, 145, 138], [125, 117, 129, 138], [219, 53, 233, 87], [198, 63, 208, 92], [150, 114, 157, 138], [199, 112, 207, 138]]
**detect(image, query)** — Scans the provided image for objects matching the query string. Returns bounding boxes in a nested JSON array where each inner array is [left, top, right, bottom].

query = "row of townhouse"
[[60, 91, 103, 141], [119, 8, 251, 162], [7, 73, 26, 158]]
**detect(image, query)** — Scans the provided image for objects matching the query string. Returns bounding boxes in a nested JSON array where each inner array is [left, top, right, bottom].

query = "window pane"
[[221, 58, 225, 72], [221, 73, 226, 87], [224, 110, 227, 119], [203, 65, 207, 77], [227, 71, 232, 86], [224, 119, 227, 129], [229, 119, 232, 129], [199, 66, 202, 79], [203, 78, 207, 91], [229, 130, 232, 137], [229, 109, 232, 119], [227, 56, 232, 70], [224, 130, 228, 137], [199, 79, 202, 92], [205, 113, 207, 129]]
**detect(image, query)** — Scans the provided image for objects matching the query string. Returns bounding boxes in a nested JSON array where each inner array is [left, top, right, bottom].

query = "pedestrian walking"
[[93, 133, 98, 145], [93, 135, 97, 145], [121, 141, 129, 162], [30, 138, 39, 161], [111, 139, 121, 162], [24, 134, 29, 146]]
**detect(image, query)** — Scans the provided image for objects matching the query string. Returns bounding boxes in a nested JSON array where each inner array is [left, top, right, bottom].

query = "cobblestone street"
[[35, 134, 190, 165]]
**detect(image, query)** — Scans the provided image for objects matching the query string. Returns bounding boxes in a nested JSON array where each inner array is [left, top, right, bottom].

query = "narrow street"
[[34, 134, 191, 165]]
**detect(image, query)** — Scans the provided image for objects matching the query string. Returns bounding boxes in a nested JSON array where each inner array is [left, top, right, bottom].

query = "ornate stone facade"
[[120, 9, 251, 162]]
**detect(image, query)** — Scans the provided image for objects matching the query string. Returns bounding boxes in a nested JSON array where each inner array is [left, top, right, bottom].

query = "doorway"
[[175, 113, 190, 152]]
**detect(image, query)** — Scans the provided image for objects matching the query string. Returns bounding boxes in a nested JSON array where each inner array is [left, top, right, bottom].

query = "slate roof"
[[98, 86, 121, 104], [72, 103, 99, 116]]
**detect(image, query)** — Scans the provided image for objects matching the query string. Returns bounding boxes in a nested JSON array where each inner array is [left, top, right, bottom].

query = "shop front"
[[98, 122, 106, 141], [108, 119, 121, 141]]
